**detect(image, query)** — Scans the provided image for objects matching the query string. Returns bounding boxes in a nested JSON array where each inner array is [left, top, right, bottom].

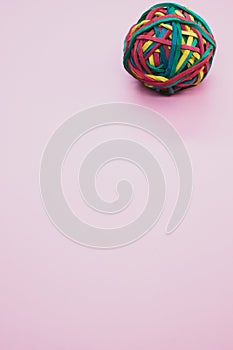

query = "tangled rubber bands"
[[123, 3, 216, 95]]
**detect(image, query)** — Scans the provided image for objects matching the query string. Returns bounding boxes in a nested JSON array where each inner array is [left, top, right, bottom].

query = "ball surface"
[[123, 3, 216, 95]]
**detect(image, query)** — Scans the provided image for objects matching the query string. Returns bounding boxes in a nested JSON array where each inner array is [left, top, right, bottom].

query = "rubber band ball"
[[123, 3, 216, 95]]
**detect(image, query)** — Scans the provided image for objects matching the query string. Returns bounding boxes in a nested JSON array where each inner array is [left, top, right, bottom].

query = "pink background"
[[2, 0, 233, 349]]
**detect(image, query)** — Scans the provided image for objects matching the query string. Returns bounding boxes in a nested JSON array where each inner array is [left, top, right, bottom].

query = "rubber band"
[[123, 3, 216, 95]]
